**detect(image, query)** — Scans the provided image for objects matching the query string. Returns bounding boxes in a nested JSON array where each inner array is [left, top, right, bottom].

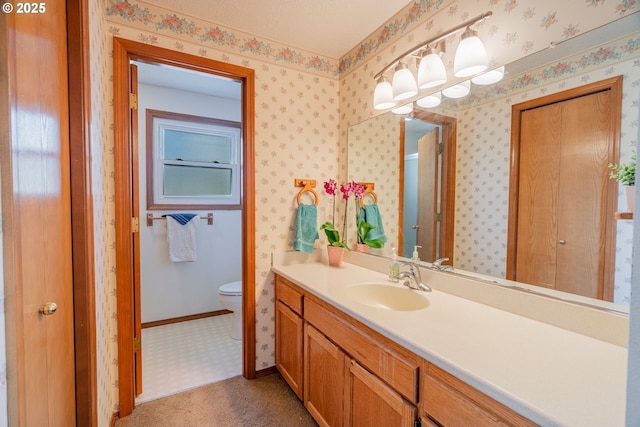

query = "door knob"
[[40, 302, 57, 316]]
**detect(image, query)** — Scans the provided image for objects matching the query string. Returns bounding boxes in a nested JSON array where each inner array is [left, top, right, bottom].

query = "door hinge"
[[435, 213, 442, 222], [129, 92, 138, 110], [133, 336, 141, 353], [132, 217, 139, 233], [438, 142, 444, 154]]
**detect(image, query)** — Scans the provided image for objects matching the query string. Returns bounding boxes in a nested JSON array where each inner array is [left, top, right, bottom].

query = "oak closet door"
[[554, 91, 611, 297], [516, 91, 612, 298], [516, 103, 562, 288]]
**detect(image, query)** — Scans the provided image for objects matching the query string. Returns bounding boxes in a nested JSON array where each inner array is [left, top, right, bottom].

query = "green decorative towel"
[[293, 204, 319, 254], [360, 204, 387, 243]]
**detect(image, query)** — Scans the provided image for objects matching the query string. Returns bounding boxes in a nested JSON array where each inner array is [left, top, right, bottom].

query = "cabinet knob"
[[558, 240, 566, 245]]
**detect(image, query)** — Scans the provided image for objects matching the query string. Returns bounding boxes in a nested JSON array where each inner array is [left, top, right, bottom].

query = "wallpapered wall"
[[100, 0, 343, 420], [92, 0, 639, 423]]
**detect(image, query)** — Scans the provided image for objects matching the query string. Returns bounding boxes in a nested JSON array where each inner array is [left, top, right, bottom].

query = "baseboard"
[[142, 309, 232, 329], [255, 366, 278, 378]]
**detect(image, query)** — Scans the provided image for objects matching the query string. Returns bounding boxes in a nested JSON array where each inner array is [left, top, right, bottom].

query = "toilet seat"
[[219, 280, 242, 296]]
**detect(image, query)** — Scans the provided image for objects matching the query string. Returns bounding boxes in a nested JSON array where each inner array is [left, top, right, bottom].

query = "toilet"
[[218, 281, 242, 340]]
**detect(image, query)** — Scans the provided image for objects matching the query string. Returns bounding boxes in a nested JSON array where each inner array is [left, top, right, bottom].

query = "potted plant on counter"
[[609, 150, 636, 213], [320, 179, 352, 266], [354, 220, 384, 253]]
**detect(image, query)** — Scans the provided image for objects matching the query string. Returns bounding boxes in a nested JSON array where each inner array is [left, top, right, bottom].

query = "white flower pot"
[[625, 185, 635, 213]]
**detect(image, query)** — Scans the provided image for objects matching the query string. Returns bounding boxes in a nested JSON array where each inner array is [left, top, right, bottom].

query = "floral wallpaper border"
[[106, 0, 338, 74]]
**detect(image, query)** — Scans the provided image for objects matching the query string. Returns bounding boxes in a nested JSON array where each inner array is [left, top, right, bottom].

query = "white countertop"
[[272, 258, 628, 427]]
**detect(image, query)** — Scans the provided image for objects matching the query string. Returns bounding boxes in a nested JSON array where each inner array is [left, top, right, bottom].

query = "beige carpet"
[[115, 373, 318, 427]]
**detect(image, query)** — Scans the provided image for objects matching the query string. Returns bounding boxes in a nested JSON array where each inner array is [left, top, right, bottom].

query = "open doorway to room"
[[112, 37, 256, 417]]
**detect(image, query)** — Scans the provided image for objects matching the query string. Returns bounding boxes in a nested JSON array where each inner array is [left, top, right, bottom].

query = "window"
[[146, 110, 241, 209]]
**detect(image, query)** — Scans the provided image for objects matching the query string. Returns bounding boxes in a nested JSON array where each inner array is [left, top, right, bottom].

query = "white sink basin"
[[345, 283, 429, 311]]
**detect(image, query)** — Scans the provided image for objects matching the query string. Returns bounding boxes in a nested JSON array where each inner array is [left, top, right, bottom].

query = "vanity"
[[272, 251, 628, 426]]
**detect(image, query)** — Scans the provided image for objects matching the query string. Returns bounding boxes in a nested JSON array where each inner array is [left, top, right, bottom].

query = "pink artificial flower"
[[324, 179, 337, 196], [352, 182, 365, 200], [340, 183, 351, 200]]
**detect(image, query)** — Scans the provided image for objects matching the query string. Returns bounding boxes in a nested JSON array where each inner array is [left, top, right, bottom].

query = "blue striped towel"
[[164, 213, 199, 262], [163, 213, 198, 225]]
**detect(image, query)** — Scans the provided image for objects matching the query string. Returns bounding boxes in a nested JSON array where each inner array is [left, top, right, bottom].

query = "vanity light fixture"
[[442, 80, 471, 99], [373, 76, 396, 110], [453, 28, 489, 77], [391, 103, 414, 115], [416, 91, 442, 108], [392, 62, 418, 101], [471, 65, 505, 85], [417, 47, 447, 89], [372, 11, 492, 109]]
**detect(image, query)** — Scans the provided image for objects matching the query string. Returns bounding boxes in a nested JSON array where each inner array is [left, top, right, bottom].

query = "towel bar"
[[146, 213, 213, 226]]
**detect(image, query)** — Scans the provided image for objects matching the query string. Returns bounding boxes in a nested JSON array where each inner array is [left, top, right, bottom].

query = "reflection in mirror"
[[348, 14, 640, 309]]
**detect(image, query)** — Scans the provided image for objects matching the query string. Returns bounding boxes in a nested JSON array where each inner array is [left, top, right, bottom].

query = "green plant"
[[609, 150, 636, 186], [320, 221, 349, 249], [357, 220, 384, 248]]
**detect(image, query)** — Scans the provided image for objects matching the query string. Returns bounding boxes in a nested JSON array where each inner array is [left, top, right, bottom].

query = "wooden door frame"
[[398, 110, 456, 264], [113, 37, 256, 417], [67, 1, 98, 425], [506, 76, 622, 301]]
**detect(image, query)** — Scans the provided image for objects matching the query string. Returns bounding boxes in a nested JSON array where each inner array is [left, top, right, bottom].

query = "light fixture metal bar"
[[373, 11, 493, 80]]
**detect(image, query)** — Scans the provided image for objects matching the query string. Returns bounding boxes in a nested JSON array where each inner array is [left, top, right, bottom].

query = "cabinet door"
[[346, 360, 417, 427], [304, 323, 346, 427], [275, 300, 303, 399]]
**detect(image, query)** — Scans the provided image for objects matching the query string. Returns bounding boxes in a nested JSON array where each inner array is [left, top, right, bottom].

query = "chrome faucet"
[[432, 258, 453, 271], [395, 262, 432, 292]]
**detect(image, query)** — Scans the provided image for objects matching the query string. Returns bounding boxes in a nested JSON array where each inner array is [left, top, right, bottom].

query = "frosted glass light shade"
[[471, 66, 505, 85], [454, 28, 488, 77], [392, 63, 418, 101], [417, 49, 447, 89], [373, 77, 396, 110], [391, 103, 414, 115], [416, 91, 442, 108], [442, 80, 470, 98]]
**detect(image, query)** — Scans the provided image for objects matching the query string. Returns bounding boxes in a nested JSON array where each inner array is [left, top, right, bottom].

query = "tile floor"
[[135, 314, 242, 404]]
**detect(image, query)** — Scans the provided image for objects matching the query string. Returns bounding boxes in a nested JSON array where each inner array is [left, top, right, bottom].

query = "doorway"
[[399, 110, 456, 264], [113, 38, 256, 417], [134, 61, 244, 403], [507, 76, 622, 301]]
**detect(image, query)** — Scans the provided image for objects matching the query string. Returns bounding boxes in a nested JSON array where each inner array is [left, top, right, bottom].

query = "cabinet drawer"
[[305, 298, 419, 403], [275, 275, 303, 315], [422, 363, 536, 427]]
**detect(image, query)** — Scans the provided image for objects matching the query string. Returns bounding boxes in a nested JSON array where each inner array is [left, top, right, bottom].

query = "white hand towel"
[[166, 215, 198, 262]]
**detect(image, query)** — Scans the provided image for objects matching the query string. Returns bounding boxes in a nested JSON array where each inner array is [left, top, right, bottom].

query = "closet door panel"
[[555, 91, 612, 298], [516, 103, 562, 288]]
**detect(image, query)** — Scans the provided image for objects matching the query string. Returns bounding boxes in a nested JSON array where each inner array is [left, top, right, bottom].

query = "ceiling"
[[146, 0, 413, 58]]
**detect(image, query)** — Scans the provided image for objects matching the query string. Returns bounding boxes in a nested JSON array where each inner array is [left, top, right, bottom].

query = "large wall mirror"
[[348, 13, 639, 309]]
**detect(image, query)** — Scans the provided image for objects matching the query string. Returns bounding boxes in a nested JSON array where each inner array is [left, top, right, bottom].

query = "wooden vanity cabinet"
[[275, 276, 304, 399], [274, 274, 535, 427], [421, 362, 537, 427]]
